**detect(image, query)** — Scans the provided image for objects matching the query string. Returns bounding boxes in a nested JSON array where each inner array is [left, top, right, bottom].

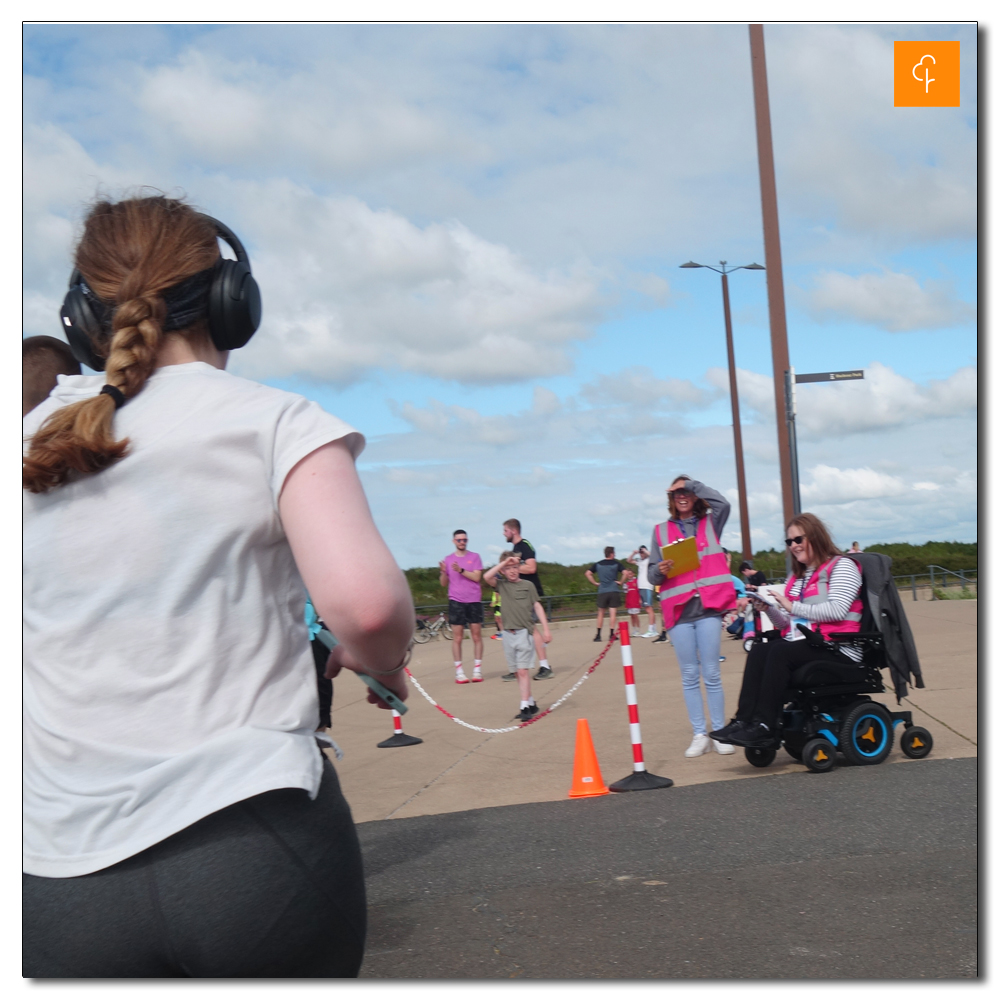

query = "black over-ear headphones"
[[60, 214, 262, 372]]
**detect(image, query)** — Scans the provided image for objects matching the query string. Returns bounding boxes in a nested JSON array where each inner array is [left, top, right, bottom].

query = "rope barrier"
[[404, 636, 617, 734]]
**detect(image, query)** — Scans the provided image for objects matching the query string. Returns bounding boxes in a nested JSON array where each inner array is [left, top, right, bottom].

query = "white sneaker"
[[713, 739, 736, 755], [684, 733, 712, 757], [641, 629, 658, 638]]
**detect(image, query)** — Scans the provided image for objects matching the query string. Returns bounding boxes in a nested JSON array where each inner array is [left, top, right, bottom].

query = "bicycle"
[[412, 612, 453, 643]]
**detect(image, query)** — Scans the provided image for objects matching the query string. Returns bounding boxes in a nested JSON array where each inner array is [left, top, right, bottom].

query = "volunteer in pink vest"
[[647, 475, 737, 758], [711, 513, 864, 749]]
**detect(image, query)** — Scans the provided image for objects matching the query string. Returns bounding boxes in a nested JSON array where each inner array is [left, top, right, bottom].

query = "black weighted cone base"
[[377, 733, 424, 748], [609, 770, 673, 792]]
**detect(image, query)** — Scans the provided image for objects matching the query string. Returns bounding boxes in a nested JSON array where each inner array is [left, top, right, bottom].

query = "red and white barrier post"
[[377, 709, 424, 748], [609, 622, 673, 792]]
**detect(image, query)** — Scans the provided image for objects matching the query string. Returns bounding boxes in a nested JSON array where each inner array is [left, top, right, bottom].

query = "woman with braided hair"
[[23, 195, 414, 977]]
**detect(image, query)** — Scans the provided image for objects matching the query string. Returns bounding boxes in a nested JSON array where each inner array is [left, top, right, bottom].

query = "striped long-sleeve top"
[[765, 556, 864, 661]]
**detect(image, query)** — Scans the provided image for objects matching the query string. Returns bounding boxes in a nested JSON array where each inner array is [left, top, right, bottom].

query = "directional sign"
[[794, 370, 864, 384]]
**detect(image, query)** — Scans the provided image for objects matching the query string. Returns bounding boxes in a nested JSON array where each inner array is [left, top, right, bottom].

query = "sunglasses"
[[670, 489, 693, 499], [785, 535, 806, 547]]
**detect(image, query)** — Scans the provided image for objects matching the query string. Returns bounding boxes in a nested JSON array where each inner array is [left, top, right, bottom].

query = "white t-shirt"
[[23, 362, 363, 877], [636, 557, 650, 590]]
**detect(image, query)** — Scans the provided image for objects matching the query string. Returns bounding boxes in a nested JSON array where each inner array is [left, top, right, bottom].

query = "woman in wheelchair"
[[710, 513, 863, 748]]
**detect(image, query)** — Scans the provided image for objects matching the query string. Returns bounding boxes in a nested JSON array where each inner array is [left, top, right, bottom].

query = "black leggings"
[[736, 639, 853, 728], [23, 758, 366, 978]]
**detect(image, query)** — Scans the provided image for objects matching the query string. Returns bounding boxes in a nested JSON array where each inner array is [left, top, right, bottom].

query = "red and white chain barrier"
[[404, 636, 616, 734], [608, 622, 673, 792]]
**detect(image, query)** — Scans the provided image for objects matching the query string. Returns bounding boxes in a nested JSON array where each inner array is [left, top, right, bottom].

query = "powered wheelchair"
[[741, 606, 933, 774]]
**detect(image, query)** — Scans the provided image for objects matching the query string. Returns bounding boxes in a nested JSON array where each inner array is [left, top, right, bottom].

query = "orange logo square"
[[894, 41, 960, 107]]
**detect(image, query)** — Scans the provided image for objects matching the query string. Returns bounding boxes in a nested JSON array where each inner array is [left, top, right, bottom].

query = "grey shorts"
[[639, 588, 653, 607], [596, 591, 622, 609], [501, 629, 535, 671]]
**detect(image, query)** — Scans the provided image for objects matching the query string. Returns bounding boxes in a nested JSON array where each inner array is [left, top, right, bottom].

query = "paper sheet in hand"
[[660, 535, 700, 578], [752, 587, 780, 608]]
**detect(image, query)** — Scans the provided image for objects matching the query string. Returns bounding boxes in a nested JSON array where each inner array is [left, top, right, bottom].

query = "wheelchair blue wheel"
[[840, 702, 893, 766], [802, 738, 836, 773], [900, 725, 933, 759], [745, 746, 776, 767]]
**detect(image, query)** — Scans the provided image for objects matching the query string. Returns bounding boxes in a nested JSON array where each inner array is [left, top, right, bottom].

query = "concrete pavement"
[[326, 600, 976, 824]]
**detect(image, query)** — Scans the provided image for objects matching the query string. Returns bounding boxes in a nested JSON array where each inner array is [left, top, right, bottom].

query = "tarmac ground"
[[322, 599, 977, 979], [357, 757, 977, 979]]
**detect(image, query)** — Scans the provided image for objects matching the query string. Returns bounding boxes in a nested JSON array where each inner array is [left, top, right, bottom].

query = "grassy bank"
[[405, 540, 977, 606], [406, 561, 601, 607]]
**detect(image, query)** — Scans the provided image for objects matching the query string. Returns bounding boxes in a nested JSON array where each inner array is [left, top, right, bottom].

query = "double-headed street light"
[[679, 260, 765, 565]]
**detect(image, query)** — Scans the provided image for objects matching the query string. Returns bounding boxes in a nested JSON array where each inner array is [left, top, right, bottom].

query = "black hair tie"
[[100, 384, 126, 409]]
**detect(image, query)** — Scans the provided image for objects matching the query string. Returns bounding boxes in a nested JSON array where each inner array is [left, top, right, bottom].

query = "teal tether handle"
[[315, 628, 407, 715]]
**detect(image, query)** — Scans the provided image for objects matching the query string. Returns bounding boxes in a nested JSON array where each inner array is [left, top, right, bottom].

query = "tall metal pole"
[[783, 368, 802, 516], [721, 271, 753, 563], [749, 24, 795, 533]]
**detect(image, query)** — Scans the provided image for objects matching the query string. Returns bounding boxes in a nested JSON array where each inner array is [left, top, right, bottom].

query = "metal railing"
[[763, 567, 978, 602], [925, 565, 977, 601]]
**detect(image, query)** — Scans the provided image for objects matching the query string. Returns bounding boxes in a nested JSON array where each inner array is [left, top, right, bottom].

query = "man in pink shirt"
[[439, 530, 485, 683]]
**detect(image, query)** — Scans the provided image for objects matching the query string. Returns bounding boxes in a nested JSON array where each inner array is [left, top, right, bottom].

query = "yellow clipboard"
[[660, 535, 700, 578]]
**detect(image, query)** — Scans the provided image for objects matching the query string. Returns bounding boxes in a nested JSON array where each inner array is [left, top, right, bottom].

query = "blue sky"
[[23, 22, 977, 569]]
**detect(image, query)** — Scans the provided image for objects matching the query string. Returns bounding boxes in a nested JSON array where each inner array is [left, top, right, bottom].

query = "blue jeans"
[[668, 615, 725, 736]]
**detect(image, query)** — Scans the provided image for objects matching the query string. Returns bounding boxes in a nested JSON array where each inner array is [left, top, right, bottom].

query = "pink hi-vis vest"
[[781, 556, 864, 640], [655, 517, 736, 629]]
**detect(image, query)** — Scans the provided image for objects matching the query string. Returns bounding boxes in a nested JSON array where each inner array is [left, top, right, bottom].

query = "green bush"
[[407, 558, 639, 607], [732, 540, 977, 582], [863, 541, 977, 575]]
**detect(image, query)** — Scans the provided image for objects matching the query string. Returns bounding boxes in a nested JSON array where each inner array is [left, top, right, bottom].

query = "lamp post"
[[679, 260, 765, 565]]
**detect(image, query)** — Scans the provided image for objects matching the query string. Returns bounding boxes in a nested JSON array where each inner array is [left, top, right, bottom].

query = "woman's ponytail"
[[23, 197, 218, 494]]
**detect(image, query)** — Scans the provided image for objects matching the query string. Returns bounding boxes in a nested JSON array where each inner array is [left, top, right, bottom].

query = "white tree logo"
[[912, 54, 936, 94]]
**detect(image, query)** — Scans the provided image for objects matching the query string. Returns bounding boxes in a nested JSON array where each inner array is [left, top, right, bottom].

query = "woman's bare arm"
[[279, 439, 414, 703]]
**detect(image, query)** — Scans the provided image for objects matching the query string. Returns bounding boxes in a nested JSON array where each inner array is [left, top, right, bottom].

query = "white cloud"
[[350, 358, 975, 566], [800, 464, 907, 504], [705, 366, 776, 419], [397, 400, 522, 447], [580, 366, 715, 410], [135, 49, 454, 176], [23, 124, 111, 298], [553, 532, 626, 552], [216, 181, 603, 386], [805, 270, 975, 331], [720, 362, 977, 438], [770, 25, 976, 243], [18, 26, 977, 569]]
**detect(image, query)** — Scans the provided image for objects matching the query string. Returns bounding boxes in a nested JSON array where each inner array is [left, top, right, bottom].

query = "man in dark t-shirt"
[[502, 519, 552, 680], [740, 562, 767, 588], [585, 546, 625, 642]]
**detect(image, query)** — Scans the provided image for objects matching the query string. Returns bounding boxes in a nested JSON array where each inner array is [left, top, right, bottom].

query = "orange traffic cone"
[[568, 718, 610, 798]]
